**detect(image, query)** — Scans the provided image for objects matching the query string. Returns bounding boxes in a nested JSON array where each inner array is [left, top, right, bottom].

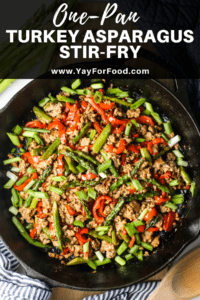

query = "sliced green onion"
[[26, 223, 34, 230], [115, 256, 126, 266], [27, 166, 37, 174], [11, 188, 19, 207], [138, 208, 148, 221], [11, 148, 16, 153], [6, 171, 18, 182], [95, 251, 104, 262], [94, 91, 102, 103], [83, 241, 89, 253], [94, 258, 111, 266], [124, 223, 138, 237], [161, 133, 169, 142], [165, 202, 178, 211], [115, 92, 129, 98], [97, 160, 112, 173], [131, 98, 146, 110], [135, 138, 146, 143], [15, 175, 28, 186], [27, 190, 49, 199], [168, 135, 181, 148], [117, 241, 128, 255], [106, 88, 122, 94], [12, 125, 22, 135], [30, 197, 38, 209], [57, 95, 75, 103], [169, 179, 180, 186], [131, 179, 143, 191], [172, 150, 184, 158], [4, 179, 16, 189], [7, 133, 21, 146], [22, 131, 37, 138], [23, 127, 50, 133], [88, 187, 97, 200], [177, 158, 188, 167], [76, 190, 88, 201], [133, 220, 144, 227], [137, 250, 143, 261], [73, 220, 84, 227], [18, 194, 23, 208], [61, 86, 76, 95], [34, 134, 43, 145], [97, 231, 108, 236], [20, 148, 26, 154], [125, 254, 133, 261], [126, 98, 134, 103], [142, 109, 151, 116], [3, 157, 22, 166], [9, 206, 18, 215], [71, 79, 81, 90], [48, 94, 57, 102], [87, 259, 97, 270], [190, 182, 196, 197], [96, 226, 110, 232], [131, 119, 139, 128], [129, 244, 140, 255], [51, 176, 67, 182], [48, 186, 64, 196], [23, 179, 36, 192], [84, 89, 92, 95], [163, 121, 173, 134], [145, 102, 153, 112], [89, 129, 97, 140], [141, 241, 153, 251], [26, 137, 32, 147], [75, 89, 85, 95], [125, 123, 132, 136], [11, 167, 20, 173], [180, 166, 192, 185], [99, 172, 107, 179], [151, 112, 163, 124], [171, 194, 184, 204], [91, 83, 104, 89], [38, 97, 50, 107]]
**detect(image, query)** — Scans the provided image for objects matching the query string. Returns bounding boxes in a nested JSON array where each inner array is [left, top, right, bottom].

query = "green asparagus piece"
[[33, 106, 52, 123], [75, 150, 99, 165], [66, 254, 97, 266], [80, 199, 92, 219], [25, 166, 52, 207], [65, 156, 79, 174], [42, 227, 53, 241], [140, 148, 152, 166], [92, 123, 112, 154], [72, 122, 92, 144], [88, 230, 113, 244], [111, 228, 118, 245], [41, 137, 61, 160], [12, 216, 51, 249], [120, 232, 130, 244], [104, 197, 125, 226], [53, 200, 63, 252], [31, 146, 48, 156], [180, 166, 192, 185], [101, 150, 119, 177], [61, 180, 102, 190], [104, 96, 131, 107], [153, 147, 170, 160], [65, 151, 97, 175]]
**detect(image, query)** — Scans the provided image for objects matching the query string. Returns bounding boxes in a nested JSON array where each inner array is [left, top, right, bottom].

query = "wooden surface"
[[50, 3, 171, 299]]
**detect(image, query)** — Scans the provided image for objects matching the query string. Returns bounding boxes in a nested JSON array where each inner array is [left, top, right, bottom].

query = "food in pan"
[[3, 79, 196, 270]]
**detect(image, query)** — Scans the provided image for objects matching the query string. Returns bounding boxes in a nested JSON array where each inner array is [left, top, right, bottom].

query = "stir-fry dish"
[[3, 80, 196, 270]]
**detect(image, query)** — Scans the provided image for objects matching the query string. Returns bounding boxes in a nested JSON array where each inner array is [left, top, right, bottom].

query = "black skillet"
[[0, 52, 200, 291]]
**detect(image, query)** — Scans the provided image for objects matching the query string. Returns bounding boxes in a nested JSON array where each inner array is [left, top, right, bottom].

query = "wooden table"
[[50, 2, 171, 299]]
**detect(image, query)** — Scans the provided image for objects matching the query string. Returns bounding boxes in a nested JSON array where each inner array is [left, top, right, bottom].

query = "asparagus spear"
[[64, 151, 97, 175], [72, 122, 92, 144], [41, 137, 61, 160], [53, 200, 63, 252], [104, 197, 125, 226], [88, 230, 113, 244], [80, 199, 92, 219]]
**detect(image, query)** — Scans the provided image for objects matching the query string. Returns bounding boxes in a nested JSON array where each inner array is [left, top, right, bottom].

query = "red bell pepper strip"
[[137, 225, 145, 232], [129, 235, 135, 248], [81, 171, 97, 181], [133, 157, 139, 164], [37, 212, 47, 219], [155, 196, 170, 205], [66, 205, 77, 216], [22, 152, 41, 167], [92, 196, 113, 223], [135, 116, 154, 126], [37, 201, 43, 213], [99, 102, 115, 110], [42, 182, 46, 189], [93, 122, 102, 135], [81, 206, 86, 217], [116, 139, 126, 155], [25, 121, 47, 129], [121, 154, 126, 166], [147, 227, 159, 232], [75, 232, 88, 246], [14, 173, 38, 191], [98, 199, 106, 217], [129, 188, 136, 194], [147, 138, 168, 156], [57, 154, 64, 176], [49, 222, 55, 232], [99, 88, 105, 94], [65, 101, 80, 126], [79, 228, 89, 235], [122, 228, 127, 235], [62, 113, 67, 124], [108, 115, 129, 126], [18, 144, 24, 148], [105, 144, 115, 153], [81, 100, 88, 110], [90, 97, 108, 123], [133, 133, 140, 138], [143, 208, 157, 221], [127, 144, 140, 154], [112, 124, 126, 134], [30, 221, 39, 239], [48, 118, 66, 144], [163, 211, 176, 232], [141, 141, 149, 147]]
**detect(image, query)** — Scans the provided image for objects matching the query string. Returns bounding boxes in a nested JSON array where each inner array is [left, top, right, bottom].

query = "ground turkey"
[[100, 241, 116, 259]]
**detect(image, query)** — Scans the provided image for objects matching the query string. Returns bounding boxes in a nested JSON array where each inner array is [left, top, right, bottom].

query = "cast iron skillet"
[[0, 74, 200, 291]]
